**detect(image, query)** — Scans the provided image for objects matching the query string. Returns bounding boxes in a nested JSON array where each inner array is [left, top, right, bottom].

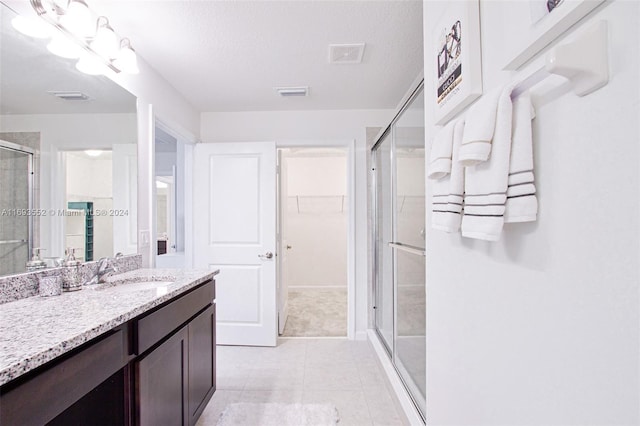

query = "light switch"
[[139, 230, 150, 248]]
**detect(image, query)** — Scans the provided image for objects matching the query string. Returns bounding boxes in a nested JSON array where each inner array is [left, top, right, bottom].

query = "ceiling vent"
[[329, 43, 365, 64], [275, 86, 309, 97], [47, 91, 91, 101]]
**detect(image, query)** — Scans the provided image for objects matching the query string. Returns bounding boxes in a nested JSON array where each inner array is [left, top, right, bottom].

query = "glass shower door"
[[372, 84, 426, 419], [0, 141, 33, 276], [393, 88, 426, 415]]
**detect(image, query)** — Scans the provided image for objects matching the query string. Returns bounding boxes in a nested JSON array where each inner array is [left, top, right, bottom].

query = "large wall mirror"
[[0, 3, 138, 276]]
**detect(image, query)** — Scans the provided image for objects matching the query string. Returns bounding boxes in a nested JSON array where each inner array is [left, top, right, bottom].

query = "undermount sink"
[[91, 280, 175, 294], [111, 281, 175, 293]]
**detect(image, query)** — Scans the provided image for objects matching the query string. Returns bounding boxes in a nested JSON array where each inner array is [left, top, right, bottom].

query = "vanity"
[[0, 267, 218, 426]]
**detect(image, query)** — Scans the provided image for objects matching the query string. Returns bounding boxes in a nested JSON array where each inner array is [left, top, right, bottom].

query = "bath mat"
[[216, 402, 339, 426]]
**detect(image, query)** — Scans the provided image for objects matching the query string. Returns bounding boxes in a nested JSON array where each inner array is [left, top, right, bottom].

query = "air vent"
[[47, 91, 91, 101], [329, 43, 365, 64], [275, 86, 309, 97]]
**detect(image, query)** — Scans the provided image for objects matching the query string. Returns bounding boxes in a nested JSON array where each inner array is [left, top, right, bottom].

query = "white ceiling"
[[91, 0, 424, 112]]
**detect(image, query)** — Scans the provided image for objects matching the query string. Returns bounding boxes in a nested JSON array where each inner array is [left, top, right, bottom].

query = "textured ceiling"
[[91, 0, 424, 112]]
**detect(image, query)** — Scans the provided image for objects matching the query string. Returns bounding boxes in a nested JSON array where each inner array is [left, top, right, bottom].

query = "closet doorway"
[[277, 147, 348, 337]]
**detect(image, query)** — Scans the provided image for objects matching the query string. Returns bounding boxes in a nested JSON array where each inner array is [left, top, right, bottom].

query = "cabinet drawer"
[[136, 280, 214, 354], [0, 328, 127, 426]]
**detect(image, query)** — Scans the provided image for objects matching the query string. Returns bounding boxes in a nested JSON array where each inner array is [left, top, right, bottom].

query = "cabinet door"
[[137, 327, 188, 426], [188, 303, 216, 425]]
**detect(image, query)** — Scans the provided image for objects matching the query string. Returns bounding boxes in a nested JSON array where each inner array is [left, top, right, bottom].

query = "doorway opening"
[[64, 150, 113, 261], [277, 147, 348, 337]]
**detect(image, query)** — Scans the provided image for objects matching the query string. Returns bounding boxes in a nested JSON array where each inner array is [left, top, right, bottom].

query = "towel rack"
[[388, 242, 426, 257], [511, 20, 608, 99], [0, 239, 27, 245]]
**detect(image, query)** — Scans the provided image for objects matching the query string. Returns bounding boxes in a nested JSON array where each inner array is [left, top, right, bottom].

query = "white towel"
[[461, 85, 514, 241], [427, 120, 456, 179], [432, 119, 465, 232], [505, 93, 538, 223], [458, 87, 503, 167]]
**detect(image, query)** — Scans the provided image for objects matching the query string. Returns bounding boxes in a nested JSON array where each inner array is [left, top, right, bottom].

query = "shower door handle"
[[258, 251, 274, 260], [388, 242, 426, 257]]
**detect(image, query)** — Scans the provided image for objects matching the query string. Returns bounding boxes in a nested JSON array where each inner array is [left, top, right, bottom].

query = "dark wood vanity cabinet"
[[188, 303, 216, 424], [136, 285, 216, 426], [0, 278, 216, 426], [137, 326, 189, 426]]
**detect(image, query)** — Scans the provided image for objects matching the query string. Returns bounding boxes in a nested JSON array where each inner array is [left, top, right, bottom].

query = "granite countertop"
[[0, 268, 218, 386]]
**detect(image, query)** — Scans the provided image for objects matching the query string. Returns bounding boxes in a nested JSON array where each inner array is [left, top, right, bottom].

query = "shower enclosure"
[[372, 82, 426, 419], [0, 140, 33, 276]]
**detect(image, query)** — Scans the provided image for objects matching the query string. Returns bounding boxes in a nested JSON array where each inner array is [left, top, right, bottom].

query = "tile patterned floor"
[[196, 339, 409, 426]]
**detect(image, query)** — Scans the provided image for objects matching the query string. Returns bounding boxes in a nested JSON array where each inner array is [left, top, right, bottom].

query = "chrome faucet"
[[85, 257, 117, 285]]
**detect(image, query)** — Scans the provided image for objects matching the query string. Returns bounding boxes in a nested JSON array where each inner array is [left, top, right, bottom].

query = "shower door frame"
[[0, 139, 35, 265], [370, 80, 426, 422]]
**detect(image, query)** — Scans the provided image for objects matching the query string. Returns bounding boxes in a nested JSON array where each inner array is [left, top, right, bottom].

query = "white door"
[[277, 150, 289, 335], [194, 142, 277, 346]]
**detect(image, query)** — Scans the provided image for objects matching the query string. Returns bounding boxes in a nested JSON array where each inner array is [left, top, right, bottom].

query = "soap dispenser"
[[62, 248, 82, 292], [26, 248, 47, 272]]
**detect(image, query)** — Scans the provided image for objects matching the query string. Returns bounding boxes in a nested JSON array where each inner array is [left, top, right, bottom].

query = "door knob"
[[258, 251, 274, 260], [286, 245, 292, 250]]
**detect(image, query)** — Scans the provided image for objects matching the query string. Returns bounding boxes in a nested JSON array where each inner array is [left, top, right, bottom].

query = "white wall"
[[423, 1, 639, 424], [284, 155, 347, 287], [201, 108, 394, 338]]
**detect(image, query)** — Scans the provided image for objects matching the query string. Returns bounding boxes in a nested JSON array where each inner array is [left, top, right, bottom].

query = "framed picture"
[[432, 0, 483, 126], [503, 0, 606, 70]]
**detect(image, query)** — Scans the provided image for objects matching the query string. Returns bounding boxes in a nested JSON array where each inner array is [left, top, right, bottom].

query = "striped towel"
[[505, 93, 538, 222], [432, 119, 465, 232], [461, 85, 514, 241], [427, 120, 456, 179]]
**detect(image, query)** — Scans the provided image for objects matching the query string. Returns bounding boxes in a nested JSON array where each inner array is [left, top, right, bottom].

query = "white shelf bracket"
[[545, 20, 609, 96], [512, 20, 609, 99]]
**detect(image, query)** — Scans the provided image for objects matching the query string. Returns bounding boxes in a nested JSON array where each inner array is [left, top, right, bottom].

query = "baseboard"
[[355, 330, 368, 341], [367, 329, 424, 425], [278, 336, 347, 340], [288, 285, 347, 289]]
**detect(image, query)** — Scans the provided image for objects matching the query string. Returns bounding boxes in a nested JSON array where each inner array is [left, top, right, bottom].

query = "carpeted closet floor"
[[281, 288, 347, 337]]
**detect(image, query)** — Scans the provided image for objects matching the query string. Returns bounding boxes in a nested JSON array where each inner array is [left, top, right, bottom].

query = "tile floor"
[[196, 338, 409, 426]]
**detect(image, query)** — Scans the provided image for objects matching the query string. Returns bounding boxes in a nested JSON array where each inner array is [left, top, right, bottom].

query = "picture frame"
[[503, 0, 606, 70], [432, 0, 483, 126]]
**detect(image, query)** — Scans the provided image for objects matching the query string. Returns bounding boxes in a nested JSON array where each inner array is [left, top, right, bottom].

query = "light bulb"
[[91, 17, 118, 59], [11, 15, 52, 39], [76, 54, 108, 75], [60, 0, 93, 38], [113, 39, 139, 74], [47, 34, 82, 59]]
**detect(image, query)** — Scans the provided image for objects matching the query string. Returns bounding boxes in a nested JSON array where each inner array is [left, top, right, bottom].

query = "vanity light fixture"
[[47, 33, 82, 59], [11, 15, 52, 38], [90, 17, 118, 59], [84, 150, 102, 157], [59, 0, 92, 38], [12, 0, 140, 76], [76, 53, 109, 75], [113, 38, 139, 74]]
